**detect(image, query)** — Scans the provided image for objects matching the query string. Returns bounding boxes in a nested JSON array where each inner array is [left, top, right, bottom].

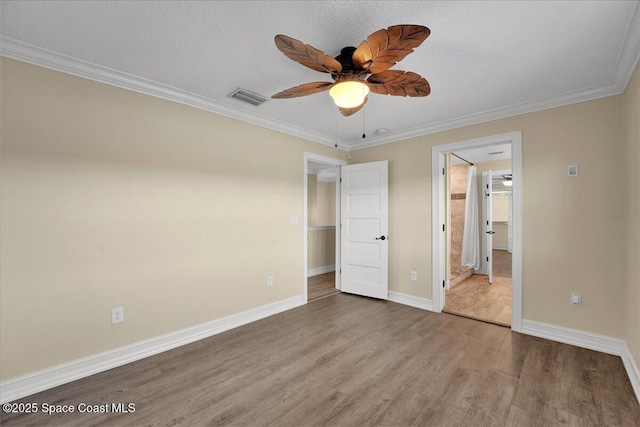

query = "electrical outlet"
[[112, 307, 124, 324], [410, 271, 417, 281], [570, 293, 582, 307], [267, 276, 273, 287]]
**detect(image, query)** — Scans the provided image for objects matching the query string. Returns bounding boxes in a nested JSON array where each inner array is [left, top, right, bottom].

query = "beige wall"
[[308, 176, 335, 226], [316, 181, 336, 226], [0, 58, 346, 381], [623, 63, 640, 368], [308, 229, 336, 271], [350, 94, 627, 339], [307, 174, 318, 225], [307, 177, 336, 271], [492, 222, 508, 248], [492, 193, 509, 222]]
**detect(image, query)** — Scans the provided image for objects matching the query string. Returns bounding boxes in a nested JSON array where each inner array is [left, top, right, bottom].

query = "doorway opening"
[[431, 132, 522, 332], [443, 149, 513, 326], [303, 153, 345, 303]]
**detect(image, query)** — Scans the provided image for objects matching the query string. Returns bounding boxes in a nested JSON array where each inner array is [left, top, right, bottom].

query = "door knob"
[[375, 236, 387, 240], [486, 231, 495, 234]]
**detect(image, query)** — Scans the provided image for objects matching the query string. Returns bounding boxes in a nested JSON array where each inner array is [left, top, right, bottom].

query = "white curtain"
[[461, 165, 479, 269], [507, 193, 513, 254]]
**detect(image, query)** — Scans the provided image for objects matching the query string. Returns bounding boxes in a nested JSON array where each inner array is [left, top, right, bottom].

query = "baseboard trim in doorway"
[[0, 295, 304, 404], [388, 291, 433, 311], [307, 265, 336, 277], [521, 319, 640, 404]]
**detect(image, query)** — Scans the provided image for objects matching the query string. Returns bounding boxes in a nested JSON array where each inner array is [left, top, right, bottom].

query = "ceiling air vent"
[[228, 88, 268, 106]]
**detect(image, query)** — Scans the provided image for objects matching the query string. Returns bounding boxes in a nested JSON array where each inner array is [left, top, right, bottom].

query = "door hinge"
[[340, 269, 342, 274], [443, 280, 445, 288], [340, 177, 342, 183], [487, 220, 489, 225], [442, 167, 445, 175], [340, 223, 342, 229], [442, 224, 445, 232], [487, 257, 489, 262]]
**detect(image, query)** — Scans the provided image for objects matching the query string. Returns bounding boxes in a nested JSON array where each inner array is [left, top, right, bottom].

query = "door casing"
[[431, 132, 523, 332]]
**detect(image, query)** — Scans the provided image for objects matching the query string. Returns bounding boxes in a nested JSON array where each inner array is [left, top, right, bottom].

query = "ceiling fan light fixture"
[[329, 81, 369, 109]]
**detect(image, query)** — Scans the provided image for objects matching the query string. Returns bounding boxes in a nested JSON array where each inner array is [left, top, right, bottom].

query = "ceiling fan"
[[272, 25, 431, 116]]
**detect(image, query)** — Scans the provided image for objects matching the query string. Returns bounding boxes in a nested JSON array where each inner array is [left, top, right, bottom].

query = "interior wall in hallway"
[[307, 176, 336, 273]]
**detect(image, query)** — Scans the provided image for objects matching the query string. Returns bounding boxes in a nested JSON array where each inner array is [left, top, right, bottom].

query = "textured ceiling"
[[1, 1, 639, 150]]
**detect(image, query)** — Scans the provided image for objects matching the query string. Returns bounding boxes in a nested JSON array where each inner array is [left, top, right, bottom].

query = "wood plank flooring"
[[307, 271, 339, 301], [2, 293, 639, 426]]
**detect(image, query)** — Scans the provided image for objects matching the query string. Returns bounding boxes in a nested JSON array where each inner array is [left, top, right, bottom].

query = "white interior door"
[[340, 161, 389, 299], [484, 170, 494, 284]]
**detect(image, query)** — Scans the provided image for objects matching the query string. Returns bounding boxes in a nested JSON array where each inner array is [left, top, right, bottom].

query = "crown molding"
[[614, 1, 640, 92], [2, 20, 638, 154], [348, 80, 622, 150], [0, 36, 351, 151]]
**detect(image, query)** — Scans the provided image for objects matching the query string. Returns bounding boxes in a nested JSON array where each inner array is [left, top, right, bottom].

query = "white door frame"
[[303, 152, 347, 304], [431, 131, 523, 332]]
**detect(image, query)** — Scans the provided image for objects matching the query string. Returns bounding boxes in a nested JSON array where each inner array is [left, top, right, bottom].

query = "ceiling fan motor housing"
[[333, 46, 368, 80]]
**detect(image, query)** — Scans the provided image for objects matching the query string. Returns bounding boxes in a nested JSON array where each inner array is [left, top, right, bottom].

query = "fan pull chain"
[[335, 109, 339, 148], [362, 106, 366, 139]]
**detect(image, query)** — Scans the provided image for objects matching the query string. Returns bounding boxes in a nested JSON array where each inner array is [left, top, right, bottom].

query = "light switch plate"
[[568, 164, 579, 177], [290, 215, 298, 225]]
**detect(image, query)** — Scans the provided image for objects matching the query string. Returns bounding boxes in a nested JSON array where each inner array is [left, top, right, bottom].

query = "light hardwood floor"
[[2, 293, 639, 426], [445, 250, 512, 326], [307, 271, 339, 301]]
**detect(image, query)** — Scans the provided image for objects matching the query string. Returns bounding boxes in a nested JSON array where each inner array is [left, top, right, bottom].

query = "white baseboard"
[[521, 319, 640, 404], [621, 342, 640, 404], [0, 295, 304, 404], [493, 245, 508, 250], [388, 291, 433, 311], [307, 265, 335, 277], [521, 319, 624, 355]]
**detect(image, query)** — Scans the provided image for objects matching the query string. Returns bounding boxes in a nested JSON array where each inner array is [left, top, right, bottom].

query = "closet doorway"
[[303, 153, 345, 303]]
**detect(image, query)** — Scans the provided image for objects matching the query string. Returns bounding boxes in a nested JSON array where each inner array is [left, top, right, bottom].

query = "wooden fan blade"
[[275, 35, 342, 74], [353, 25, 430, 74], [339, 96, 368, 117], [367, 70, 430, 97], [272, 81, 334, 99]]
